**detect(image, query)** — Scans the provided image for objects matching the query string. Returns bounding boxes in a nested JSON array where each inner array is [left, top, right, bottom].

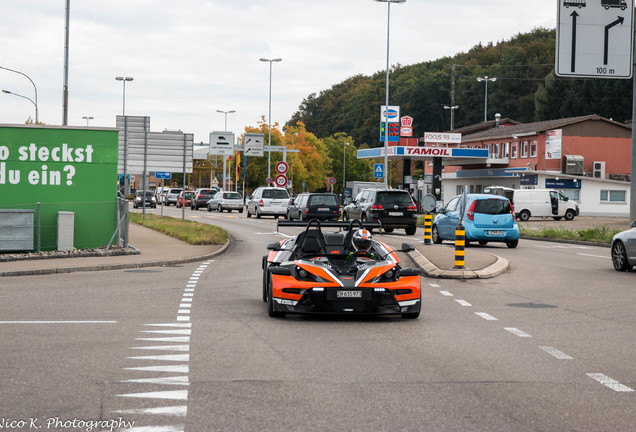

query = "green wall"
[[0, 126, 119, 250]]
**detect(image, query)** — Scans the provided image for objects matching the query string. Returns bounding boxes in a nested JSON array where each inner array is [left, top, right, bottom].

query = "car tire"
[[405, 225, 416, 236], [479, 240, 488, 246], [612, 241, 633, 271], [267, 272, 284, 318], [384, 228, 394, 233], [518, 210, 530, 221], [247, 207, 252, 218], [239, 208, 244, 214], [506, 239, 519, 249], [207, 205, 212, 212], [564, 209, 575, 221], [343, 212, 349, 222], [218, 204, 223, 212], [256, 209, 261, 219], [432, 225, 442, 244]]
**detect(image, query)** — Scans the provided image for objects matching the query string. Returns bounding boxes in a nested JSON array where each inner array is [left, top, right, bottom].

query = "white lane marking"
[[440, 291, 454, 297], [504, 327, 532, 338], [455, 299, 472, 307], [178, 309, 190, 315], [115, 406, 187, 417], [0, 321, 116, 324], [475, 312, 498, 321], [179, 303, 191, 308], [124, 365, 188, 373], [182, 293, 193, 297], [429, 283, 441, 288], [587, 373, 634, 392], [186, 284, 196, 288], [135, 336, 190, 343], [184, 288, 195, 292], [181, 298, 192, 303], [539, 346, 573, 360], [577, 253, 611, 259], [128, 354, 190, 362], [117, 390, 188, 400], [133, 345, 190, 352], [144, 323, 191, 328], [176, 316, 190, 322], [140, 329, 191, 335], [119, 376, 189, 386]]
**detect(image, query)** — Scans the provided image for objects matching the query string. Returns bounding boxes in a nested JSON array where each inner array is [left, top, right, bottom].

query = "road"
[[0, 206, 633, 431]]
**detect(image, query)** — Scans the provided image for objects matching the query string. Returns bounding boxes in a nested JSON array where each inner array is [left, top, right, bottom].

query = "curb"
[[407, 249, 509, 279], [0, 238, 232, 278]]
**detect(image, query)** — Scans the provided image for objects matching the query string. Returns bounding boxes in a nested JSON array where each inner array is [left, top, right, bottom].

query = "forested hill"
[[287, 28, 632, 148]]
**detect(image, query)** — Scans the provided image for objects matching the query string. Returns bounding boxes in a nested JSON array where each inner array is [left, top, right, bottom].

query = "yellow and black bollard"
[[423, 214, 433, 245], [454, 223, 465, 269]]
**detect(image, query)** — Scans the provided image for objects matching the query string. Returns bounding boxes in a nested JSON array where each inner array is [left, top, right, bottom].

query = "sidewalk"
[[0, 223, 228, 277], [408, 243, 508, 279]]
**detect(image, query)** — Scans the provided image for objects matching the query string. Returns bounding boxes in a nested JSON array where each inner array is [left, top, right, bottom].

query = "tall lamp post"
[[216, 109, 235, 131], [115, 76, 133, 116], [476, 75, 496, 122], [82, 116, 93, 126], [2, 90, 38, 124], [260, 57, 282, 182], [375, 0, 405, 188], [343, 142, 350, 198], [443, 105, 459, 130], [0, 66, 39, 123]]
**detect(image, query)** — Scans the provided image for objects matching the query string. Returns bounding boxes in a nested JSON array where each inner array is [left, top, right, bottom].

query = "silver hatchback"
[[611, 220, 636, 271], [246, 187, 289, 218]]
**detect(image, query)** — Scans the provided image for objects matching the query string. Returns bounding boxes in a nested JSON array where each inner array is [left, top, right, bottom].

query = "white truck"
[[513, 189, 579, 221]]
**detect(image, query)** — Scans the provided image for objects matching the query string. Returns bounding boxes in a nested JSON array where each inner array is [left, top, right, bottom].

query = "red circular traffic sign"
[[275, 161, 289, 174], [274, 174, 288, 187], [266, 177, 272, 184], [328, 177, 336, 185]]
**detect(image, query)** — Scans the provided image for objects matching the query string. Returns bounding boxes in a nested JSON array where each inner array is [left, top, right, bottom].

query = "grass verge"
[[129, 212, 228, 245]]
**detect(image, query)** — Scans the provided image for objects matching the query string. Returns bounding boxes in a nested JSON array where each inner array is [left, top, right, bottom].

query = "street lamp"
[[343, 142, 350, 198], [375, 0, 406, 188], [115, 76, 133, 116], [2, 90, 38, 123], [260, 57, 282, 182], [0, 65, 39, 123], [216, 109, 235, 131], [291, 132, 299, 194], [82, 116, 94, 126], [476, 75, 496, 122], [443, 105, 459, 130]]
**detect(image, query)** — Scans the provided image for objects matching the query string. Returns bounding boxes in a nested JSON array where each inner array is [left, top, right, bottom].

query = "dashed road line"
[[455, 299, 472, 307], [504, 327, 532, 338], [475, 312, 498, 321], [539, 346, 573, 360], [586, 373, 634, 392], [440, 290, 454, 296]]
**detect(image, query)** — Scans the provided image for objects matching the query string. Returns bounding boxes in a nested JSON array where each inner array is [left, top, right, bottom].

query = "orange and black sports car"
[[262, 219, 421, 319]]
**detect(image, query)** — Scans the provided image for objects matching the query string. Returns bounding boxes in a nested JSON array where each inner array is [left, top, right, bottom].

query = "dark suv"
[[191, 188, 218, 210], [287, 193, 341, 221], [344, 189, 417, 235]]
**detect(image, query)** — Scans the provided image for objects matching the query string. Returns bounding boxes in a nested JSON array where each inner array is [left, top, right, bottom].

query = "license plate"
[[318, 208, 329, 211], [337, 290, 362, 298], [487, 230, 505, 236], [388, 212, 403, 216]]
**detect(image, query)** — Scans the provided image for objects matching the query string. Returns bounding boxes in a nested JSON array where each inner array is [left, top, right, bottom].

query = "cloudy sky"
[[1, 0, 556, 143]]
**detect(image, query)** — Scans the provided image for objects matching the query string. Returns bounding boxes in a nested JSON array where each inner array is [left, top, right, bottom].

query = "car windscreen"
[[184, 192, 194, 198], [308, 195, 338, 206], [376, 192, 413, 206], [225, 192, 241, 199], [473, 199, 512, 215], [262, 189, 289, 199]]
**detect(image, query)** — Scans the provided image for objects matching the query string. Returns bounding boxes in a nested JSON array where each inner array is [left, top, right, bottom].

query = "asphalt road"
[[0, 207, 633, 432]]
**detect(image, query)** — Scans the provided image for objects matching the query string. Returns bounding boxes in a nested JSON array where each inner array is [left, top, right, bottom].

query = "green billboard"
[[0, 125, 119, 251]]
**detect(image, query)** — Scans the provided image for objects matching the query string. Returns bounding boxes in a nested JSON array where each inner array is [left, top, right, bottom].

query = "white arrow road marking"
[[124, 365, 189, 373], [135, 337, 190, 343], [117, 390, 188, 400], [132, 345, 190, 352], [115, 406, 187, 417], [128, 354, 189, 362], [119, 376, 189, 386]]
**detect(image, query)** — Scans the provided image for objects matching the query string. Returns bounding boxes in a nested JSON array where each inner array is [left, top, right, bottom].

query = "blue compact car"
[[432, 194, 519, 248]]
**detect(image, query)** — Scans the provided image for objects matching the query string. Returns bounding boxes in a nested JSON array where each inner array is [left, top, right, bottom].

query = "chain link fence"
[[0, 199, 129, 253]]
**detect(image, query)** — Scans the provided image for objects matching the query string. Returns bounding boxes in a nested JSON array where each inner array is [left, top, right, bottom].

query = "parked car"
[[207, 191, 244, 213], [191, 188, 218, 210], [163, 188, 183, 206], [246, 187, 289, 218], [611, 220, 636, 271], [432, 193, 519, 248], [158, 189, 169, 205], [176, 191, 194, 208], [343, 189, 417, 235], [287, 193, 341, 221], [512, 189, 579, 221], [133, 190, 157, 209]]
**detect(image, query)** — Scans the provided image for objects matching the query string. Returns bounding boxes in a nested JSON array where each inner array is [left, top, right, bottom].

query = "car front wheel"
[[564, 209, 575, 221], [432, 225, 442, 244], [612, 241, 633, 271]]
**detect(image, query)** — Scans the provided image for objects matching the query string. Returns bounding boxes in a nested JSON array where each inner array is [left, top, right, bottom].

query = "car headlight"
[[371, 267, 397, 283]]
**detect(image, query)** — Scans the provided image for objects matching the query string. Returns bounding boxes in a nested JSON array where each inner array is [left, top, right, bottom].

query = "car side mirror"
[[631, 220, 636, 228], [266, 242, 281, 251]]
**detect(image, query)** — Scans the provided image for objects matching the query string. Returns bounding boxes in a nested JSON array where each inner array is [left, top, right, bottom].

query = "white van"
[[513, 189, 579, 221]]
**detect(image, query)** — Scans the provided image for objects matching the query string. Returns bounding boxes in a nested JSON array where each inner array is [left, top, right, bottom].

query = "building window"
[[521, 141, 528, 158], [503, 142, 509, 158], [530, 140, 537, 157], [600, 190, 626, 202], [511, 143, 517, 159], [493, 143, 500, 158], [456, 185, 465, 195]]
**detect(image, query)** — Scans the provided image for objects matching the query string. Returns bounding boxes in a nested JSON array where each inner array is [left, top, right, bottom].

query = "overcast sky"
[[1, 0, 556, 143]]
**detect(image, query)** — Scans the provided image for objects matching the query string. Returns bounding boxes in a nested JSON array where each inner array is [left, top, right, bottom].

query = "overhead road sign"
[[556, 0, 634, 78], [209, 131, 235, 155], [244, 133, 264, 156], [155, 171, 171, 179]]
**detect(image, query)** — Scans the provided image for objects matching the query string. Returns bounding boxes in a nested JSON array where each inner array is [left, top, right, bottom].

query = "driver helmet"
[[352, 229, 373, 252]]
